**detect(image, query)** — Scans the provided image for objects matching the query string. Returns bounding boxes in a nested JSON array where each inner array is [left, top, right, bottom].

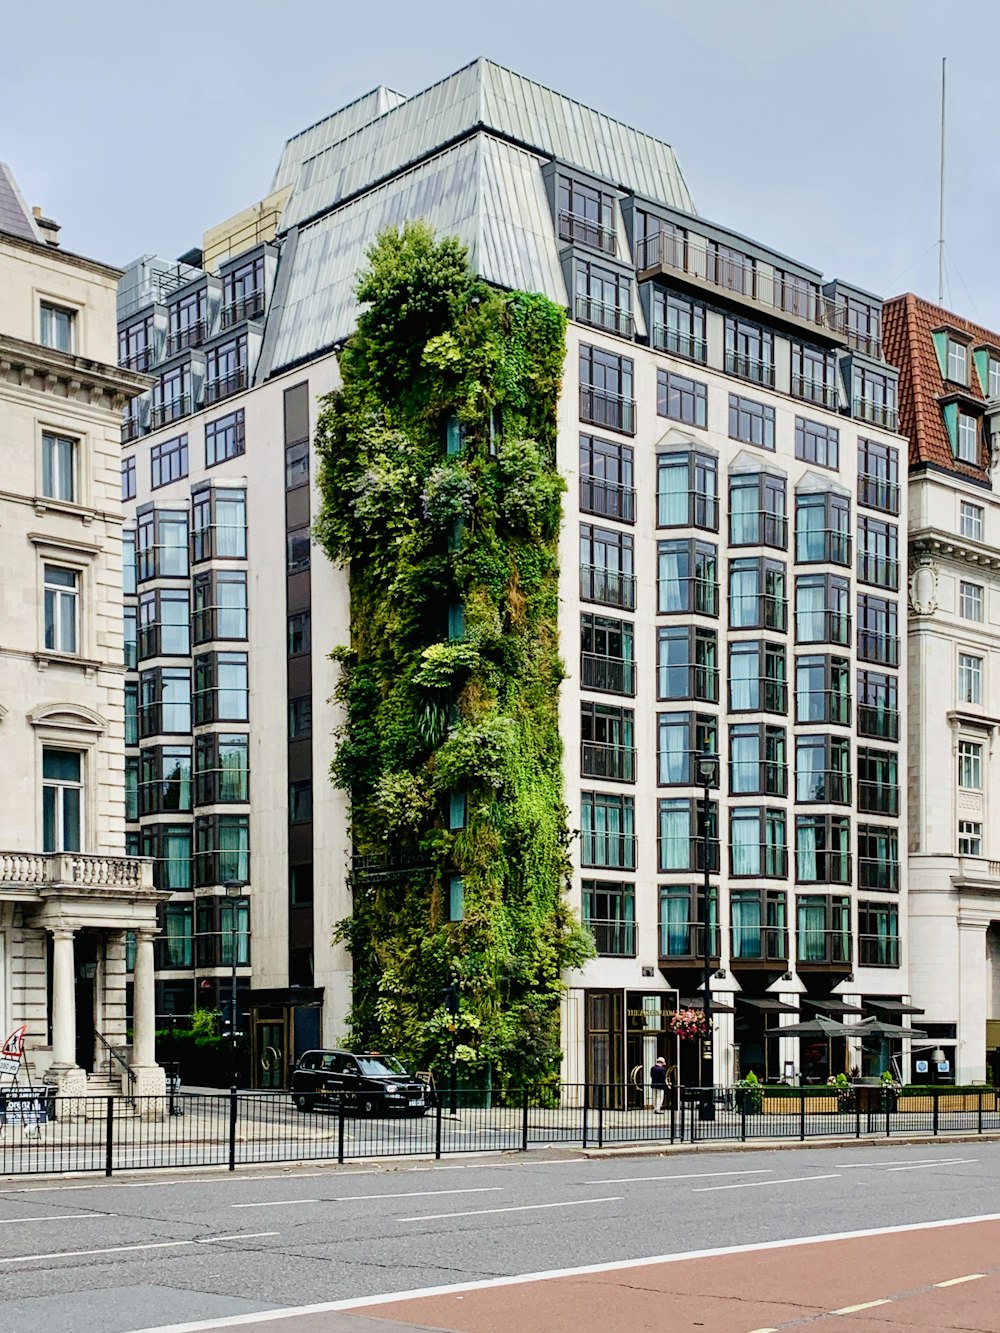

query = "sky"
[[4, 0, 998, 328]]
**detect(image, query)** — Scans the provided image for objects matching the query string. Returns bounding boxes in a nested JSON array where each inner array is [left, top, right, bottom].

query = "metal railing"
[[725, 350, 775, 387], [580, 565, 636, 610], [205, 368, 248, 404], [558, 210, 617, 256], [791, 374, 838, 408], [95, 1031, 137, 1103], [579, 476, 636, 523], [730, 926, 788, 962], [166, 322, 207, 356], [574, 295, 634, 337], [651, 324, 708, 363], [858, 781, 900, 816], [150, 396, 193, 430], [580, 652, 635, 695], [857, 704, 899, 741], [857, 553, 899, 590], [580, 831, 637, 870], [580, 741, 636, 782], [221, 291, 266, 327], [853, 397, 899, 431], [585, 919, 636, 957], [857, 475, 900, 516], [857, 632, 900, 667], [121, 348, 154, 373], [121, 416, 143, 443], [859, 934, 901, 967], [797, 929, 852, 966], [579, 386, 635, 435], [658, 921, 721, 961]]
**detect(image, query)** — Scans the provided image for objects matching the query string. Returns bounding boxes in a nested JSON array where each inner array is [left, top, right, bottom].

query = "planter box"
[[761, 1095, 841, 1115], [897, 1092, 998, 1112]]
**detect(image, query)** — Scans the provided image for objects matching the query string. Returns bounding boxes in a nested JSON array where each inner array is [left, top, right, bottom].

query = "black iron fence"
[[0, 1085, 998, 1178]]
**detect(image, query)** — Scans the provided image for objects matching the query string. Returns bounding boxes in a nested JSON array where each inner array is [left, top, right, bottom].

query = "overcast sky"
[[4, 0, 997, 327]]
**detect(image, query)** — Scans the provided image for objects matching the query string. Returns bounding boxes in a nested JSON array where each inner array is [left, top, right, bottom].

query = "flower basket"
[[667, 1008, 709, 1040]]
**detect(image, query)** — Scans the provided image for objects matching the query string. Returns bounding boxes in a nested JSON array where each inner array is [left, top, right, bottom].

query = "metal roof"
[[0, 163, 41, 244], [270, 86, 408, 195]]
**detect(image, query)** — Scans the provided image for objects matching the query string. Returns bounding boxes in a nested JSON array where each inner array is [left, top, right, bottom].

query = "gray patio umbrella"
[[851, 1017, 927, 1040], [765, 1015, 853, 1037]]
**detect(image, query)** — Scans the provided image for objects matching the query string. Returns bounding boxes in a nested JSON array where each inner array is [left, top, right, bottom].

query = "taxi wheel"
[[360, 1096, 377, 1116], [294, 1093, 314, 1112]]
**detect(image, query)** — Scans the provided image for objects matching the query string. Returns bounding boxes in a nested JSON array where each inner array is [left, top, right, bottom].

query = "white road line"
[[231, 1200, 319, 1209], [936, 1274, 985, 1287], [836, 1158, 957, 1168], [0, 1231, 279, 1265], [0, 1213, 108, 1224], [230, 1186, 502, 1209], [398, 1196, 622, 1223], [693, 1173, 841, 1193], [584, 1170, 773, 1184], [887, 1158, 977, 1172], [197, 1232, 279, 1244], [833, 1299, 891, 1314], [128, 1211, 1000, 1333]]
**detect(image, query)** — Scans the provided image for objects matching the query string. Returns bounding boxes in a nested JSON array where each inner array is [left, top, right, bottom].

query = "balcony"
[[580, 475, 636, 523], [586, 918, 636, 957], [658, 921, 720, 963], [581, 831, 637, 871], [730, 926, 788, 964], [205, 367, 248, 404], [580, 564, 636, 610], [221, 291, 266, 328], [580, 386, 635, 435], [651, 323, 708, 364], [858, 633, 900, 667], [725, 350, 776, 388], [150, 396, 192, 430], [797, 929, 852, 967], [166, 322, 207, 357], [581, 653, 635, 696], [846, 328, 883, 359], [558, 210, 617, 257], [0, 850, 154, 892], [791, 374, 838, 408], [122, 348, 154, 373], [574, 295, 634, 338], [857, 704, 899, 742], [121, 416, 143, 444], [859, 934, 900, 967], [853, 397, 899, 431], [858, 782, 899, 816], [858, 475, 901, 516], [580, 741, 636, 782], [859, 860, 900, 892]]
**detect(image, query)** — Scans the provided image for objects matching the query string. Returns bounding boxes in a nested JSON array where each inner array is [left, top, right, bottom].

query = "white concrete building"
[[0, 163, 165, 1097]]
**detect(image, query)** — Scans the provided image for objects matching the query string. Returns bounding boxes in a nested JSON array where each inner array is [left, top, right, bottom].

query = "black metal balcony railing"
[[846, 328, 883, 359], [221, 291, 266, 328], [858, 632, 900, 667], [580, 565, 636, 610], [580, 386, 636, 435], [730, 926, 788, 962], [859, 934, 900, 967], [859, 860, 900, 892], [857, 475, 900, 516], [121, 417, 142, 443], [558, 210, 617, 256], [797, 928, 852, 966], [586, 918, 636, 957], [858, 781, 900, 816], [857, 554, 900, 590], [122, 347, 154, 373], [725, 350, 776, 387], [150, 396, 193, 430], [796, 611, 851, 646], [729, 512, 788, 549], [581, 653, 635, 696], [651, 324, 708, 364], [797, 854, 852, 885], [581, 742, 636, 783], [857, 704, 899, 742], [205, 367, 248, 404], [658, 921, 721, 962], [580, 476, 636, 523], [581, 831, 637, 870], [791, 375, 838, 408], [574, 295, 634, 337], [853, 397, 899, 431], [166, 322, 207, 356]]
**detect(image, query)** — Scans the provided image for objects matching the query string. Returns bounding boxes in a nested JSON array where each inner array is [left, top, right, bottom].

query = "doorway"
[[254, 1018, 288, 1089], [74, 934, 98, 1072]]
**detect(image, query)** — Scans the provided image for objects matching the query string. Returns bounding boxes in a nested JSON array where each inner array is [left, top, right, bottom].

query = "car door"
[[336, 1055, 361, 1108]]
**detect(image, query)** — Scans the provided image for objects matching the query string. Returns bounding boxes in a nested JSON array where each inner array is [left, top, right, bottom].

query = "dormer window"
[[988, 354, 1000, 399], [957, 411, 979, 463], [947, 337, 968, 385]]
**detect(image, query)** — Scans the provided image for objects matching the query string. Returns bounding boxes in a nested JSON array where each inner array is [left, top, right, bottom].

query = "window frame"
[[151, 434, 189, 490]]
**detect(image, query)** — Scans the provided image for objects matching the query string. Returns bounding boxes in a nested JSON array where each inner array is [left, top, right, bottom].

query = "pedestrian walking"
[[650, 1056, 668, 1112]]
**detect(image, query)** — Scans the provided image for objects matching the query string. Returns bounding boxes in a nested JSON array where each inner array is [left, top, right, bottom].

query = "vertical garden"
[[314, 223, 592, 1087]]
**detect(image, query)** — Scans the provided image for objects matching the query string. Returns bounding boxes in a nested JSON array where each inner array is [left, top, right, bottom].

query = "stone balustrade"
[[0, 851, 154, 891]]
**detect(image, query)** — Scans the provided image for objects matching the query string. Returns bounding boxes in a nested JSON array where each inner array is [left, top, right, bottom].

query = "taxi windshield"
[[355, 1055, 406, 1077]]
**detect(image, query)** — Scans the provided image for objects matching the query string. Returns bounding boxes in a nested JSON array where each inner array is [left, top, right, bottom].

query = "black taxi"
[[289, 1049, 430, 1116]]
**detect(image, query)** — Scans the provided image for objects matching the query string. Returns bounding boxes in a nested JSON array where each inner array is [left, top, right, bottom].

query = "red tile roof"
[[882, 292, 993, 479]]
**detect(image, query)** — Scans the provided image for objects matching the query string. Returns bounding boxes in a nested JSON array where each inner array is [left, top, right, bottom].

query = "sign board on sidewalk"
[[0, 1058, 20, 1076]]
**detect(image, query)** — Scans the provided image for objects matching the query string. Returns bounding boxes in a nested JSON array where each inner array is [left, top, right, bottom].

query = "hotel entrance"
[[584, 987, 678, 1108]]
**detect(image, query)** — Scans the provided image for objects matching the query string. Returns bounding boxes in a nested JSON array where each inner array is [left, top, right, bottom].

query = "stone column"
[[46, 927, 86, 1097], [130, 928, 166, 1102]]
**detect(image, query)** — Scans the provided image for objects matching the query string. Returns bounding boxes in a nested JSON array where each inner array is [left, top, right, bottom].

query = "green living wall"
[[314, 223, 592, 1086]]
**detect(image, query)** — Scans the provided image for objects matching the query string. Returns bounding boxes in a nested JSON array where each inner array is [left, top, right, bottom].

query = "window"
[[853, 366, 897, 429], [139, 745, 192, 815], [448, 792, 467, 831], [121, 455, 136, 502], [728, 640, 786, 714], [727, 556, 786, 630], [156, 902, 194, 969], [728, 471, 786, 548], [574, 261, 632, 335], [728, 395, 775, 450], [289, 696, 312, 740], [141, 824, 192, 891], [195, 733, 249, 805], [858, 594, 899, 665], [708, 240, 753, 295], [222, 255, 266, 323], [580, 702, 635, 782], [725, 316, 774, 386], [658, 885, 719, 959], [194, 652, 249, 724], [123, 605, 137, 669], [290, 864, 314, 905], [152, 365, 191, 428], [43, 565, 78, 653], [656, 369, 707, 428], [957, 412, 979, 464], [580, 792, 635, 869], [136, 507, 188, 581], [989, 354, 1000, 398], [580, 524, 635, 609], [206, 336, 248, 403], [775, 269, 820, 320], [958, 652, 983, 705], [797, 894, 852, 964], [657, 626, 718, 702], [289, 780, 313, 824], [795, 491, 850, 565], [151, 435, 189, 489], [657, 539, 718, 616], [958, 820, 983, 856], [959, 581, 984, 621], [191, 487, 246, 562], [194, 815, 249, 887], [857, 747, 899, 815], [857, 670, 898, 740], [730, 723, 787, 796], [857, 439, 900, 514], [730, 886, 788, 960], [40, 302, 74, 352], [946, 337, 968, 384], [791, 343, 837, 407], [42, 432, 76, 502], [122, 529, 136, 597], [579, 345, 634, 434], [729, 808, 787, 880], [192, 570, 248, 643], [795, 417, 840, 470], [581, 613, 635, 695], [656, 451, 718, 530], [558, 177, 617, 255], [958, 739, 983, 791], [124, 682, 138, 747], [859, 902, 900, 967], [657, 712, 717, 786], [795, 574, 850, 645], [636, 212, 686, 269], [582, 881, 636, 957], [138, 588, 190, 658], [205, 409, 246, 467], [795, 734, 851, 803], [579, 435, 635, 523], [857, 515, 899, 589], [42, 749, 82, 851], [139, 667, 191, 737], [651, 288, 706, 362], [287, 527, 311, 574], [960, 501, 984, 541], [287, 610, 310, 656], [658, 799, 719, 873], [119, 315, 154, 372], [795, 656, 851, 725], [842, 295, 882, 357], [168, 287, 207, 351], [285, 439, 309, 490], [796, 817, 851, 883], [858, 824, 899, 891]]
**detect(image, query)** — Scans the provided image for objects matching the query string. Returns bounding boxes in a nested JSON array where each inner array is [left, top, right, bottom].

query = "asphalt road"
[[0, 1141, 998, 1333]]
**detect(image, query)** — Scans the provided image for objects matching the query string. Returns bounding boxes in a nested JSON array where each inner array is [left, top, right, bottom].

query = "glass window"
[[40, 302, 74, 352], [286, 439, 309, 490], [857, 594, 899, 665], [574, 261, 632, 336], [728, 395, 775, 450], [580, 792, 636, 868], [708, 240, 753, 294], [192, 570, 248, 643], [795, 417, 840, 470], [191, 487, 247, 562], [138, 588, 190, 659], [558, 177, 617, 255], [582, 881, 636, 957], [842, 295, 882, 357], [194, 652, 249, 724], [290, 864, 314, 905], [195, 733, 249, 805], [657, 713, 717, 786], [151, 435, 189, 489], [857, 515, 899, 589], [139, 745, 192, 815], [194, 814, 250, 886], [123, 605, 137, 669], [119, 315, 154, 371], [796, 655, 851, 725], [657, 626, 718, 702], [205, 410, 246, 467], [136, 507, 188, 581], [656, 370, 707, 428], [957, 412, 979, 463], [141, 824, 192, 891], [581, 702, 635, 782], [947, 337, 968, 384], [960, 501, 984, 541], [728, 471, 786, 549], [124, 681, 138, 747], [139, 666, 192, 737], [791, 343, 837, 406], [728, 639, 786, 714], [579, 345, 634, 434], [289, 780, 313, 824], [152, 364, 191, 427], [858, 824, 899, 891], [122, 530, 137, 596], [42, 432, 76, 502], [959, 581, 984, 621], [289, 695, 312, 740], [121, 456, 136, 502], [958, 652, 983, 705], [795, 816, 851, 884], [795, 492, 851, 565], [656, 451, 717, 530], [658, 884, 719, 959], [657, 799, 718, 872], [43, 564, 78, 653], [795, 734, 851, 803], [857, 439, 900, 514], [287, 527, 311, 574], [651, 288, 706, 362], [287, 610, 310, 656], [580, 613, 635, 696], [222, 255, 266, 320], [859, 902, 900, 967], [796, 894, 852, 963], [657, 539, 718, 616], [857, 746, 899, 815], [579, 435, 635, 523], [728, 557, 786, 630], [958, 739, 983, 790], [853, 366, 898, 429], [730, 723, 786, 796], [725, 316, 774, 386], [794, 574, 850, 645], [157, 902, 194, 969], [42, 749, 82, 852], [730, 808, 787, 879], [989, 355, 1000, 398], [857, 669, 898, 740], [958, 820, 982, 856], [580, 523, 635, 610]]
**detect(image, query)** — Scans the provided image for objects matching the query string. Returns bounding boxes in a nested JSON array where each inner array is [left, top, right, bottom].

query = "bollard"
[[521, 1087, 529, 1153], [228, 1090, 237, 1172], [105, 1096, 114, 1178], [337, 1096, 346, 1165]]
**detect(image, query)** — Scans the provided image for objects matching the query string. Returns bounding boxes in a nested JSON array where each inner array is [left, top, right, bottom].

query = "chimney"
[[32, 205, 61, 248]]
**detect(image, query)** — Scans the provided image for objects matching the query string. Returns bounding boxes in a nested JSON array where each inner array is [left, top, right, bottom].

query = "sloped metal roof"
[[270, 86, 408, 194], [0, 163, 42, 244]]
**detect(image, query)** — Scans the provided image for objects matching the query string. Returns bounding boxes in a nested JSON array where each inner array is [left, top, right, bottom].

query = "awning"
[[806, 999, 864, 1015], [737, 997, 799, 1013], [866, 999, 926, 1015], [680, 996, 736, 1014]]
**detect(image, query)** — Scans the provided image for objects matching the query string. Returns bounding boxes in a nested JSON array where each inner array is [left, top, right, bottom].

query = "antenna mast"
[[938, 57, 946, 304]]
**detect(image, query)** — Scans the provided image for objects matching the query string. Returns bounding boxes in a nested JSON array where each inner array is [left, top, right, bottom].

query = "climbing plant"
[[314, 221, 592, 1087]]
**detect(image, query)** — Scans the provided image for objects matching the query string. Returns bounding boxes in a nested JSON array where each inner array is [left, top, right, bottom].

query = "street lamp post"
[[697, 754, 717, 1122], [224, 880, 248, 1094]]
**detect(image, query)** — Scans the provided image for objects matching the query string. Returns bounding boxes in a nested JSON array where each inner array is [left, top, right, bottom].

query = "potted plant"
[[734, 1070, 763, 1114]]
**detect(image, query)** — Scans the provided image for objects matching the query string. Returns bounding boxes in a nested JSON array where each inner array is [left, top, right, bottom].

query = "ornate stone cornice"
[[910, 527, 1000, 572], [0, 333, 151, 413]]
